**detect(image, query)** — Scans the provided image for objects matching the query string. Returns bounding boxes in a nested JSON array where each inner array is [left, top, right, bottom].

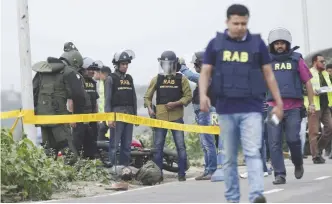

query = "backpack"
[[135, 160, 162, 185]]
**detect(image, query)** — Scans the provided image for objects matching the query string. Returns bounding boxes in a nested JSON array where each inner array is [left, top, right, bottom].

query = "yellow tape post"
[[1, 110, 221, 134], [9, 110, 27, 133]]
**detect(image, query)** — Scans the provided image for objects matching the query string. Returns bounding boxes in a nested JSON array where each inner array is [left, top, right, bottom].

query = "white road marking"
[[263, 189, 284, 194], [314, 176, 331, 180]]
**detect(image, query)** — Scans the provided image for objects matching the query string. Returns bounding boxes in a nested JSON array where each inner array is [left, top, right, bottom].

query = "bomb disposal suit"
[[104, 50, 138, 166], [144, 51, 192, 182], [32, 44, 86, 162], [266, 28, 316, 184], [179, 52, 217, 180]]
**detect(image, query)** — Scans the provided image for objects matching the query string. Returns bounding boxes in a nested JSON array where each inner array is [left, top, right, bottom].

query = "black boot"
[[253, 195, 267, 203], [294, 165, 304, 179], [273, 175, 286, 185]]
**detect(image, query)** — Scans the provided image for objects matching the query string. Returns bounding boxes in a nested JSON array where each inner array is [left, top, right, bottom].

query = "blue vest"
[[211, 32, 267, 99], [266, 52, 303, 101]]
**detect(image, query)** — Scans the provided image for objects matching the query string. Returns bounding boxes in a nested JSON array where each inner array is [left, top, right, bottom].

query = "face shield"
[[113, 49, 136, 63], [158, 59, 177, 75]]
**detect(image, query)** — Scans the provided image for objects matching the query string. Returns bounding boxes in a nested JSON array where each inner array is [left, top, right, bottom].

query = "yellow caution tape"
[[1, 110, 23, 119], [24, 112, 115, 125], [0, 110, 221, 134]]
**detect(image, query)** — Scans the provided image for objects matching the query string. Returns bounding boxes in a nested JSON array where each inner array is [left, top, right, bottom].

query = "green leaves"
[[1, 128, 109, 203]]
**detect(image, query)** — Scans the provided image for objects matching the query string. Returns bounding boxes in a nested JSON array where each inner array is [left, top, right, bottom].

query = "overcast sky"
[[1, 0, 331, 92]]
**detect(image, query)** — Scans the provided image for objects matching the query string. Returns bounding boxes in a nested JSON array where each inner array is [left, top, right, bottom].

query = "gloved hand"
[[178, 57, 186, 65], [177, 57, 186, 72]]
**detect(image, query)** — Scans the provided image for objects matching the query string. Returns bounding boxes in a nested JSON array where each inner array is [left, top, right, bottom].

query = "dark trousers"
[[41, 124, 78, 157], [88, 122, 98, 157], [308, 107, 332, 158], [98, 121, 109, 141], [153, 118, 187, 177], [73, 123, 97, 159], [261, 112, 269, 172], [267, 107, 303, 178]]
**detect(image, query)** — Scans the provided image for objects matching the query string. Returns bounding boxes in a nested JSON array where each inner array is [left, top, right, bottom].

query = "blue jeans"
[[153, 118, 187, 177], [219, 113, 264, 203], [289, 117, 307, 156], [267, 107, 303, 178], [193, 104, 217, 174], [108, 122, 133, 166]]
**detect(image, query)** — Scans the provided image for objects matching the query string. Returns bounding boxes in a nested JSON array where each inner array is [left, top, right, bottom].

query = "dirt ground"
[[50, 166, 206, 200], [49, 154, 249, 201]]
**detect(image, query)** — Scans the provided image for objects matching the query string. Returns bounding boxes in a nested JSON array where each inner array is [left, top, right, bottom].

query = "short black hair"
[[326, 64, 332, 69], [227, 4, 250, 19], [100, 66, 112, 75], [311, 53, 323, 64]]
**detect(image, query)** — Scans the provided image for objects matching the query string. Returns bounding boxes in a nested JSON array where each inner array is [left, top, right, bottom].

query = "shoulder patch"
[[76, 74, 80, 79]]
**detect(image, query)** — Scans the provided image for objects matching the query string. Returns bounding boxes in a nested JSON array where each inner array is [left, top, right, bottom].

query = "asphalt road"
[[44, 157, 332, 203]]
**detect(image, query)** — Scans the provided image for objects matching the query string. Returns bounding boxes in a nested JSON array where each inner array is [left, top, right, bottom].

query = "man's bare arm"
[[199, 64, 213, 97], [67, 99, 73, 112], [262, 64, 283, 107]]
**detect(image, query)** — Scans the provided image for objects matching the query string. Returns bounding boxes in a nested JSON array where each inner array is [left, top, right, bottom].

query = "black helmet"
[[88, 60, 104, 70], [158, 51, 178, 62], [112, 50, 135, 64], [191, 51, 204, 64], [158, 51, 178, 75]]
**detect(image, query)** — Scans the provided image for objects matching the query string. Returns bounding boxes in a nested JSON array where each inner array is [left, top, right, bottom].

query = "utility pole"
[[301, 0, 311, 56], [16, 0, 37, 145]]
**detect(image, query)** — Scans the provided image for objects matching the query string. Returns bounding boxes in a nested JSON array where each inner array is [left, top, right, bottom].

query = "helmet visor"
[[159, 60, 177, 75]]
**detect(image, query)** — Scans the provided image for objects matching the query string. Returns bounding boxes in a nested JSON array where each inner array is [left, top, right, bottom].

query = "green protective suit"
[[32, 57, 81, 158]]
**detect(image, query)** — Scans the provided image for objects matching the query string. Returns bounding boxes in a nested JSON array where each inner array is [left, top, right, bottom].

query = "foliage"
[[136, 127, 204, 161], [73, 158, 110, 183], [165, 130, 203, 160], [0, 128, 110, 203]]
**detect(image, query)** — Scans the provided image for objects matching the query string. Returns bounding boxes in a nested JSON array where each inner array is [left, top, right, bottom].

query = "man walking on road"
[[198, 4, 284, 203], [305, 54, 332, 164], [266, 27, 315, 185]]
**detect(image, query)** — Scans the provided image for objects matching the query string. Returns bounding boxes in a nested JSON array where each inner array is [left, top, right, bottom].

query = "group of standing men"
[[31, 42, 193, 182], [32, 43, 138, 164], [31, 3, 332, 203]]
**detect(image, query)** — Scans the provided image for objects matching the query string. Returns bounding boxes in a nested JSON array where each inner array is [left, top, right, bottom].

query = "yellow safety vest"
[[304, 67, 332, 110], [98, 80, 110, 138], [98, 80, 105, 113]]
